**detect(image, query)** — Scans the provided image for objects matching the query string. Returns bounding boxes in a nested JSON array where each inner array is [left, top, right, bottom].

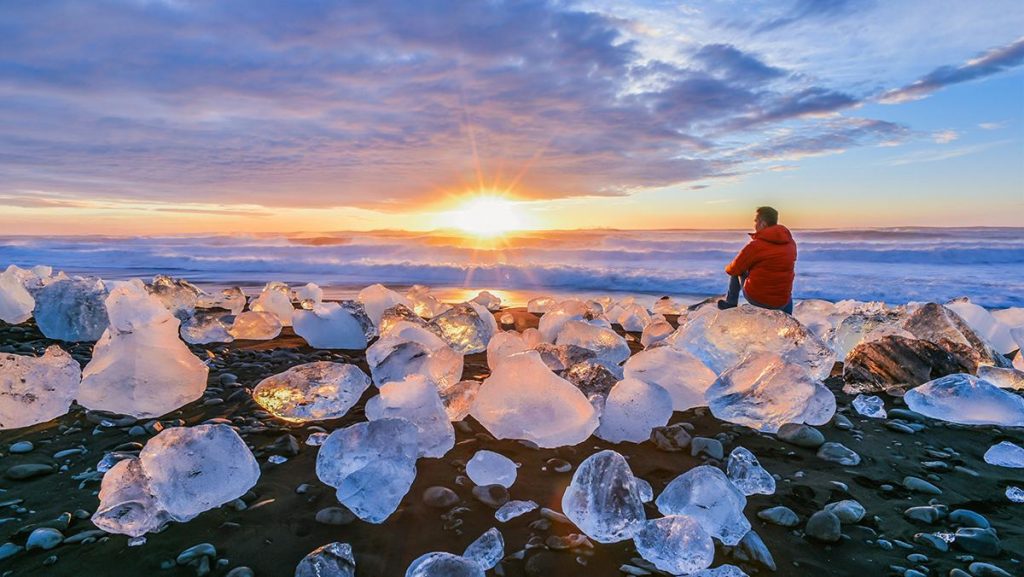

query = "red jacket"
[[725, 225, 797, 308]]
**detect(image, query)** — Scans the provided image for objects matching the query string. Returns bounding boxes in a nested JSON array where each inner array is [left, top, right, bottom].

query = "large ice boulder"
[[842, 335, 975, 394], [358, 284, 412, 328], [633, 515, 715, 575], [430, 302, 499, 354], [595, 378, 673, 443], [251, 281, 294, 326], [379, 303, 434, 337], [0, 346, 81, 429], [705, 352, 836, 433], [655, 465, 750, 545], [832, 312, 912, 360], [293, 301, 374, 349], [486, 329, 543, 370], [147, 275, 201, 320], [0, 265, 35, 324], [793, 299, 841, 341], [946, 299, 1016, 355], [253, 362, 371, 422], [33, 276, 110, 341], [555, 320, 630, 365], [903, 303, 1011, 369], [978, 365, 1024, 390], [228, 311, 282, 340], [471, 351, 598, 448], [407, 285, 451, 318], [613, 303, 652, 332], [366, 375, 455, 458], [903, 374, 1024, 426], [79, 281, 208, 418], [316, 418, 419, 523], [367, 321, 463, 389], [668, 306, 836, 379], [92, 424, 259, 537], [561, 450, 646, 543], [624, 346, 718, 411]]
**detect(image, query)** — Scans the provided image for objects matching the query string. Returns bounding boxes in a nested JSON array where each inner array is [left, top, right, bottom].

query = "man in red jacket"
[[717, 206, 797, 314]]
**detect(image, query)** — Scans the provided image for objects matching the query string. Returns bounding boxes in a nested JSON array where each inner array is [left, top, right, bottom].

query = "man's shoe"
[[717, 299, 737, 310]]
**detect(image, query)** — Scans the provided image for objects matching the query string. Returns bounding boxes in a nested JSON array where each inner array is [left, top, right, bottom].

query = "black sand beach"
[[0, 309, 1022, 577]]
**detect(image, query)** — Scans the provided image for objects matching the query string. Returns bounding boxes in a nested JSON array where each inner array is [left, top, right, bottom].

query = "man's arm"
[[725, 241, 758, 276]]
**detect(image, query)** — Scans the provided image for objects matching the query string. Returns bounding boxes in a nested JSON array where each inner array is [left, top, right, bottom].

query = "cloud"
[[978, 122, 1003, 130], [932, 130, 958, 144], [885, 140, 1011, 166], [751, 0, 867, 34], [880, 37, 1024, 103]]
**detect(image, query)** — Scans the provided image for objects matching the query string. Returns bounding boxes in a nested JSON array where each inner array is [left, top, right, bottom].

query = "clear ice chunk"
[[560, 449, 646, 543], [379, 303, 433, 337], [316, 418, 419, 523], [624, 346, 718, 411], [295, 542, 356, 577], [92, 424, 260, 537], [466, 450, 517, 488], [705, 352, 836, 434], [0, 265, 35, 324], [946, 299, 1016, 355], [978, 365, 1024, 390], [640, 320, 674, 348], [147, 275, 201, 320], [179, 311, 234, 344], [1008, 486, 1024, 503], [668, 305, 836, 380], [228, 311, 282, 340], [595, 378, 673, 444], [472, 291, 502, 312], [293, 301, 373, 349], [0, 345, 81, 429], [495, 500, 538, 522], [430, 302, 499, 355], [690, 566, 750, 577], [793, 299, 841, 341], [555, 320, 630, 365], [79, 280, 208, 418], [613, 303, 652, 332], [196, 286, 246, 315], [726, 447, 776, 496], [904, 374, 1024, 426], [655, 465, 750, 546], [250, 282, 294, 326], [633, 515, 715, 575], [852, 394, 887, 419], [253, 362, 371, 422], [405, 552, 484, 577], [463, 527, 504, 570], [359, 284, 413, 328], [984, 441, 1024, 468], [366, 321, 464, 389], [294, 282, 324, 308], [471, 351, 598, 448], [407, 285, 452, 318], [365, 375, 455, 458], [652, 297, 680, 315], [439, 380, 481, 421], [33, 276, 110, 341], [527, 296, 556, 314], [537, 299, 590, 342], [486, 329, 542, 371]]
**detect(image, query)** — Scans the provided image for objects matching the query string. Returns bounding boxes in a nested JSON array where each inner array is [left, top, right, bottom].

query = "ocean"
[[1, 228, 1021, 308]]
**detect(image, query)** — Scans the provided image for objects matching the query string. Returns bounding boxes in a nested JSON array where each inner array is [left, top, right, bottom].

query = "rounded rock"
[[757, 506, 800, 527], [315, 507, 357, 526], [777, 423, 825, 448], [824, 500, 865, 524], [25, 528, 63, 551], [805, 510, 842, 542], [422, 486, 460, 508], [9, 441, 34, 454]]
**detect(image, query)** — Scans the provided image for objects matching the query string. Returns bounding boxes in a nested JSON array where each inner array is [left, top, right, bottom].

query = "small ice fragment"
[[430, 302, 499, 354], [560, 449, 645, 543], [555, 320, 630, 365], [295, 542, 356, 577], [305, 432, 329, 446], [852, 394, 887, 419], [294, 283, 324, 307], [268, 455, 287, 464], [640, 320, 674, 348], [983, 441, 1024, 468], [1007, 486, 1024, 503], [495, 500, 538, 522], [229, 311, 282, 340], [466, 450, 517, 488], [726, 447, 776, 496], [527, 296, 556, 314], [367, 321, 464, 390], [293, 302, 373, 349], [904, 374, 1024, 426], [633, 515, 715, 575], [636, 478, 654, 503], [147, 275, 201, 320], [405, 552, 484, 577], [197, 286, 245, 315], [358, 284, 412, 328], [179, 311, 234, 344], [472, 291, 502, 312], [463, 527, 504, 570]]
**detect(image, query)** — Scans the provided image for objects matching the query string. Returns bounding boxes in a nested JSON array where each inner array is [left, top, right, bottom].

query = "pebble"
[[4, 463, 55, 480], [967, 562, 1013, 577], [816, 442, 861, 465], [805, 510, 842, 542], [953, 528, 1001, 556], [733, 530, 776, 571], [422, 486, 460, 508], [9, 441, 33, 454], [907, 553, 929, 563], [904, 505, 947, 524], [903, 570, 927, 577], [888, 408, 928, 422], [950, 570, 971, 577], [225, 568, 255, 577], [314, 507, 356, 526], [177, 543, 217, 565], [777, 423, 825, 449], [903, 476, 942, 495], [472, 484, 510, 508], [757, 506, 800, 527], [0, 543, 21, 561], [690, 437, 724, 460], [833, 414, 854, 430], [263, 434, 300, 457], [545, 458, 572, 473], [948, 509, 989, 529], [25, 528, 63, 551], [824, 500, 865, 524], [912, 533, 949, 552]]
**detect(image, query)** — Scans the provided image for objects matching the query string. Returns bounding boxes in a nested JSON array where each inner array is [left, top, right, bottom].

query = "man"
[[717, 206, 797, 314]]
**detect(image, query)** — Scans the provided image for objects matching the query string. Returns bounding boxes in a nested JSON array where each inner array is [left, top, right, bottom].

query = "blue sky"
[[0, 0, 1021, 233]]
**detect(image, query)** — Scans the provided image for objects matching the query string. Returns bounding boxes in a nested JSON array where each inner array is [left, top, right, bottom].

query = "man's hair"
[[756, 206, 779, 226]]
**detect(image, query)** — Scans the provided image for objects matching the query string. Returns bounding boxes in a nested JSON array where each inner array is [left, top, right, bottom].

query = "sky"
[[0, 0, 1022, 234]]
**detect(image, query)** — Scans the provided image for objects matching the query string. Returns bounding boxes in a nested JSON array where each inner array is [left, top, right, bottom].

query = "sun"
[[441, 195, 527, 237]]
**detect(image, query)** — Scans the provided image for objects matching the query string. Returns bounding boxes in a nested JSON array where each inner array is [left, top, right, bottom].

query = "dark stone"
[[314, 507, 357, 526], [471, 484, 509, 508], [263, 434, 300, 457], [805, 510, 842, 542], [5, 464, 55, 480], [953, 527, 1001, 556], [650, 423, 693, 451], [777, 423, 825, 449], [422, 486, 460, 508], [843, 335, 975, 394]]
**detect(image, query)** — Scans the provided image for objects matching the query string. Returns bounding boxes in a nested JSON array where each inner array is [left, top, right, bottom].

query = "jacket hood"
[[749, 224, 793, 245]]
